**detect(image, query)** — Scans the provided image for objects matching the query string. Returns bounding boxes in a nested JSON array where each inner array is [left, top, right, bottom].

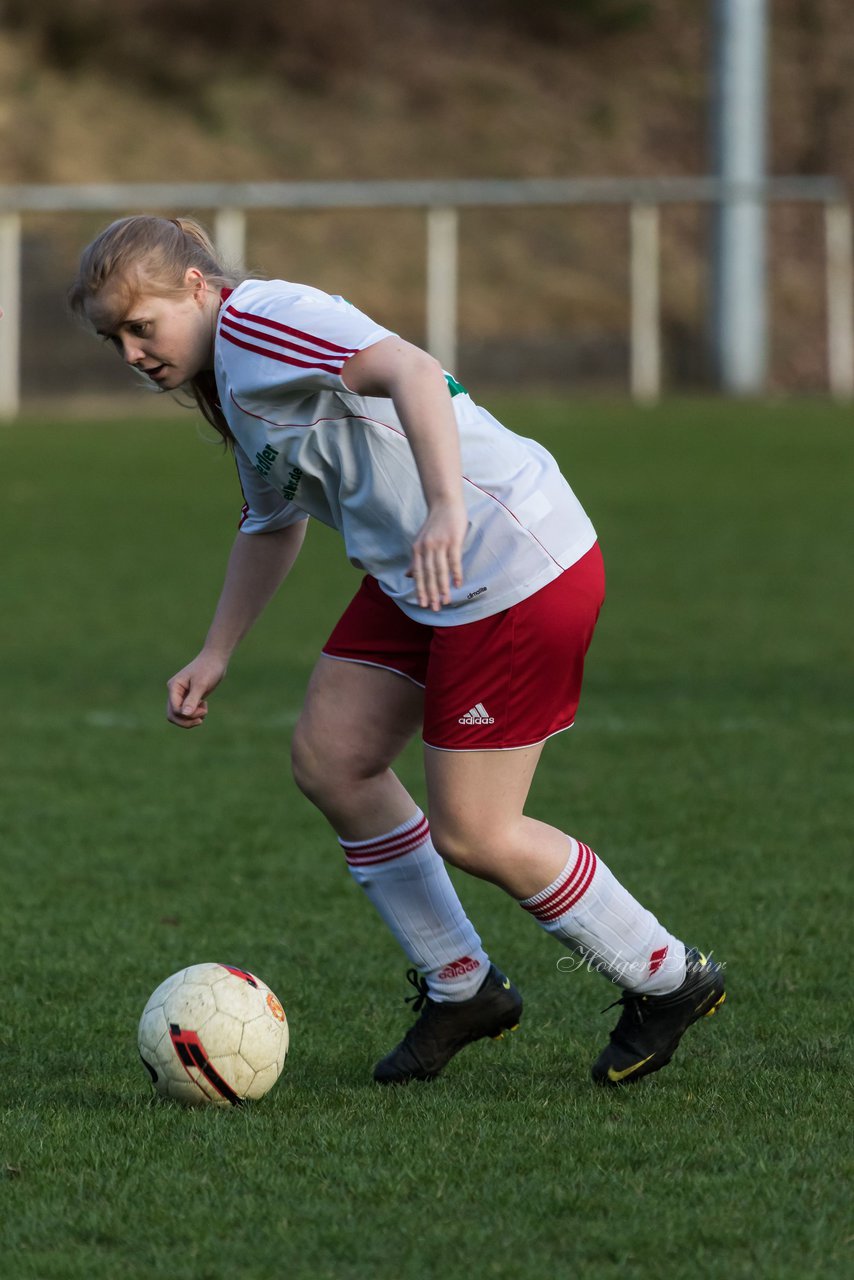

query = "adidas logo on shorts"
[[458, 702, 495, 725]]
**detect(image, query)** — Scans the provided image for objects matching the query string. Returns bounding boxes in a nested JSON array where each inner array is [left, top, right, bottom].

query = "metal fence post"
[[426, 206, 458, 374], [214, 207, 247, 273], [0, 212, 21, 419], [825, 200, 854, 399], [710, 0, 769, 395], [630, 202, 661, 402]]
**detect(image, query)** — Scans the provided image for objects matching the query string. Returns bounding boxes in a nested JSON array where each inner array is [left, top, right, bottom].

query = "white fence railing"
[[0, 176, 850, 417]]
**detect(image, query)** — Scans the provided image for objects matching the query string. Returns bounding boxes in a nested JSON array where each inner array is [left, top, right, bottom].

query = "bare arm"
[[167, 521, 307, 728], [343, 336, 467, 612]]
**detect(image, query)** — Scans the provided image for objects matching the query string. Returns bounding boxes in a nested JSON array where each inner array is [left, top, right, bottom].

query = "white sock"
[[340, 810, 489, 1002], [519, 837, 686, 994]]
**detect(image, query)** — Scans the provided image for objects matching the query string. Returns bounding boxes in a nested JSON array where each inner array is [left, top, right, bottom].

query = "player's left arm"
[[342, 336, 467, 612]]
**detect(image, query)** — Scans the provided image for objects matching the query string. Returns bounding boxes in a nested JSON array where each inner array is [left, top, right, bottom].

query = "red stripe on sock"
[[341, 815, 430, 866], [536, 845, 597, 920], [521, 842, 598, 922], [342, 815, 429, 856], [520, 846, 588, 918]]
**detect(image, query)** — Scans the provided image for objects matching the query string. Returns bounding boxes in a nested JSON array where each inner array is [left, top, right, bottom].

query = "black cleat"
[[591, 948, 726, 1086], [373, 964, 523, 1085]]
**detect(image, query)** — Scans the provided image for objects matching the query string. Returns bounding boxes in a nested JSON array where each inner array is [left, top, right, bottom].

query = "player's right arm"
[[167, 521, 307, 729]]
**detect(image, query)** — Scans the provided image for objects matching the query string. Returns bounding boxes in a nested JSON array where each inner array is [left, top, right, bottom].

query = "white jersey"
[[214, 278, 597, 626]]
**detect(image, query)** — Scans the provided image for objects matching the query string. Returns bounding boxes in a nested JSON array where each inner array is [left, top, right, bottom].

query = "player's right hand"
[[409, 497, 467, 612], [166, 652, 228, 728]]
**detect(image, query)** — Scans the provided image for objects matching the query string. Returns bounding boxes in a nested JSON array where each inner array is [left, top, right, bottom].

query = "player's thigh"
[[293, 656, 424, 782]]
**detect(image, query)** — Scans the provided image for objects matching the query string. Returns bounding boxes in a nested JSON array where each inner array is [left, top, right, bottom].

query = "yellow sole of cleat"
[[491, 1023, 521, 1041], [704, 992, 727, 1018]]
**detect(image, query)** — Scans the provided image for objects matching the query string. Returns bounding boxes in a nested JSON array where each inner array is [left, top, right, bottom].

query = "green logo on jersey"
[[255, 443, 279, 477], [282, 466, 303, 502], [444, 373, 468, 398]]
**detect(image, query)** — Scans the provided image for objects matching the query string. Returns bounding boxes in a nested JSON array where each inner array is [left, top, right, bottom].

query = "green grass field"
[[1, 399, 851, 1279]]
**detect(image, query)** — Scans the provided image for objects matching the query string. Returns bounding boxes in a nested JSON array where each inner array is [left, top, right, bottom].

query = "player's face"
[[93, 271, 216, 389]]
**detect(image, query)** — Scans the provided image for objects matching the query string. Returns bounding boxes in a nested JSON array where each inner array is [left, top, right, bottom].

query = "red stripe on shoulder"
[[221, 314, 348, 366], [220, 328, 345, 375], [224, 303, 358, 356]]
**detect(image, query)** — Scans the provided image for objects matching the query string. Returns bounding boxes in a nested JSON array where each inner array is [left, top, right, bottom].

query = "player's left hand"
[[408, 498, 467, 611]]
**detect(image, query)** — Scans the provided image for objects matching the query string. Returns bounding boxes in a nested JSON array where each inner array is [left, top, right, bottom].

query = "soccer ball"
[[138, 963, 289, 1107]]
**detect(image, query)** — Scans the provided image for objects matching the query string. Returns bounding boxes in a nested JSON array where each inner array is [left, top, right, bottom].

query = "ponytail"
[[69, 214, 245, 447]]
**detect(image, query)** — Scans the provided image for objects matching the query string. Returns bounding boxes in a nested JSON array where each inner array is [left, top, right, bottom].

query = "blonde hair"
[[69, 214, 243, 445]]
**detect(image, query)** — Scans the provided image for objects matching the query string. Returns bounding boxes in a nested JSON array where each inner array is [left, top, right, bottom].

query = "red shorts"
[[321, 542, 606, 751]]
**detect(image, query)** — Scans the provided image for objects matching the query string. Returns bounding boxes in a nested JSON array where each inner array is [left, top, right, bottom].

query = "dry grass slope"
[[2, 0, 852, 394]]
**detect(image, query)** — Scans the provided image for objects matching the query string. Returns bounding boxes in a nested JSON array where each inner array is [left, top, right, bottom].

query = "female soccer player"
[[70, 215, 725, 1087]]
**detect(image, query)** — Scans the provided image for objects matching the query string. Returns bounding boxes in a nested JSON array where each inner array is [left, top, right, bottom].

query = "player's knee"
[[290, 723, 334, 804], [429, 816, 505, 878], [290, 721, 388, 805]]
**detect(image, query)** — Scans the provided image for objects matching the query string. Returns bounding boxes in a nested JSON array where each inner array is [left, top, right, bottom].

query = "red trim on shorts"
[[321, 653, 426, 690], [422, 720, 576, 753]]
